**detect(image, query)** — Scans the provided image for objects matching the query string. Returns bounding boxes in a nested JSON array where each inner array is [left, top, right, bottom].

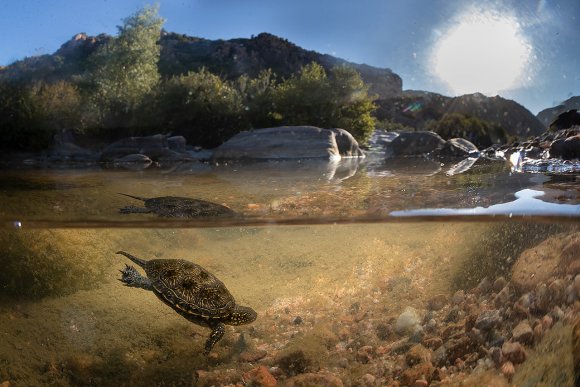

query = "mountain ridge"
[[0, 31, 549, 138]]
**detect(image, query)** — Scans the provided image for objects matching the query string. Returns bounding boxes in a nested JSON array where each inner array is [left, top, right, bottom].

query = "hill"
[[0, 31, 403, 99], [0, 31, 547, 140], [376, 91, 546, 138], [537, 96, 580, 126]]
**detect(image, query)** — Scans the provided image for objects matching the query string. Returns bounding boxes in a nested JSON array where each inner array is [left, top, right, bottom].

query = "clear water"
[[0, 159, 578, 386]]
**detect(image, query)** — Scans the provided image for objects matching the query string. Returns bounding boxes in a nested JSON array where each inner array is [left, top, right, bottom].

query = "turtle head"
[[119, 264, 152, 290], [227, 305, 257, 325]]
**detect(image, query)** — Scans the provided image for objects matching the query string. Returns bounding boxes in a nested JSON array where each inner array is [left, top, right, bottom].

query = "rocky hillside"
[[376, 91, 546, 138], [0, 31, 402, 99], [0, 31, 548, 139], [537, 96, 580, 126]]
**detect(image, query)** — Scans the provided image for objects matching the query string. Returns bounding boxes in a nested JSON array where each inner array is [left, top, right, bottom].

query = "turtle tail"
[[116, 251, 149, 267], [118, 193, 147, 202]]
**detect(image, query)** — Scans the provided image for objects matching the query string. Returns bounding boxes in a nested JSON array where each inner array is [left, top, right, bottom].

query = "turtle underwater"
[[118, 193, 236, 218], [117, 251, 257, 355]]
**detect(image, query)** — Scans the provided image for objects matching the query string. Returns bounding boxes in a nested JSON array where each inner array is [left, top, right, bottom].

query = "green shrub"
[[427, 112, 508, 148]]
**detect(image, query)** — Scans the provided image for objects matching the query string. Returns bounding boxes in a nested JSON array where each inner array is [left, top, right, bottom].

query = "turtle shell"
[[144, 196, 235, 218], [144, 259, 235, 319]]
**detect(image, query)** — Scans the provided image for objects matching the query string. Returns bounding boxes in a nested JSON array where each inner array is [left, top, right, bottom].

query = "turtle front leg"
[[119, 265, 153, 290], [204, 323, 225, 355]]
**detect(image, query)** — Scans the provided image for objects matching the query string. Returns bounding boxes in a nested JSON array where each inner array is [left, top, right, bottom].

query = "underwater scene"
[[0, 160, 578, 386]]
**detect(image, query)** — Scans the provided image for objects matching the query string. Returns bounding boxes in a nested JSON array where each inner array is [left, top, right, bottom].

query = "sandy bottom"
[[0, 222, 575, 386]]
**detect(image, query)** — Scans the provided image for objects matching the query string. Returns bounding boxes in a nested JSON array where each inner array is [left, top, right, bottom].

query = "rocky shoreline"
[[194, 232, 579, 386], [2, 110, 579, 177]]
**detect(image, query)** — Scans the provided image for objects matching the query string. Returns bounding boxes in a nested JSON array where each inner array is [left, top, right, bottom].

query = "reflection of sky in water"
[[391, 189, 580, 217]]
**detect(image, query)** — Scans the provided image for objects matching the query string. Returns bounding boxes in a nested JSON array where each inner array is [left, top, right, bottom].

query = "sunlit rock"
[[212, 126, 363, 160]]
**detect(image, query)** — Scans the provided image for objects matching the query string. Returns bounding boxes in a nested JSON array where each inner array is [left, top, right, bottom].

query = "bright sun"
[[432, 9, 532, 95]]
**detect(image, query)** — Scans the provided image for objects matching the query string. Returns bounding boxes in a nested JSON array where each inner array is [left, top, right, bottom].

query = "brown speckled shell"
[[145, 259, 235, 319]]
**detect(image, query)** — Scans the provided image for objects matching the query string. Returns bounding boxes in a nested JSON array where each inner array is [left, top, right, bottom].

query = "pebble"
[[356, 346, 375, 364], [493, 286, 511, 307], [376, 322, 393, 340], [427, 294, 448, 311], [423, 337, 443, 350], [542, 314, 553, 330], [475, 309, 502, 331], [533, 322, 544, 341], [452, 290, 465, 305], [395, 307, 421, 335], [493, 277, 508, 292], [446, 336, 477, 361], [489, 346, 503, 366], [445, 307, 462, 323], [406, 344, 431, 366], [243, 366, 277, 387], [361, 373, 376, 386], [476, 277, 492, 295], [512, 320, 533, 344], [500, 361, 515, 381], [239, 349, 268, 362], [400, 363, 435, 386], [284, 373, 344, 387], [424, 318, 437, 333], [501, 341, 526, 364]]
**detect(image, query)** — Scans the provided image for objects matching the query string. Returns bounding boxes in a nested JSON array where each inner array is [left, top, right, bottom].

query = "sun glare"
[[432, 9, 531, 95]]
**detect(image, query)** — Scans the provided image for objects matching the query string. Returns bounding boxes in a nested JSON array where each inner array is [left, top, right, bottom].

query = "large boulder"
[[212, 126, 364, 160], [380, 131, 446, 157], [511, 232, 580, 292]]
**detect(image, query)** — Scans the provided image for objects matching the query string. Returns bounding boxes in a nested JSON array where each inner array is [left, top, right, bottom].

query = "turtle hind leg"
[[204, 323, 225, 355]]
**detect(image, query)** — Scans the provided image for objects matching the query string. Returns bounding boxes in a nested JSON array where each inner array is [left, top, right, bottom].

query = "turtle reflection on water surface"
[[118, 193, 236, 218], [117, 251, 257, 355]]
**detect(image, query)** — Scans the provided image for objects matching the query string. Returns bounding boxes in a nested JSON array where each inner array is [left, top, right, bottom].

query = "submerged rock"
[[512, 232, 580, 292], [395, 306, 422, 335]]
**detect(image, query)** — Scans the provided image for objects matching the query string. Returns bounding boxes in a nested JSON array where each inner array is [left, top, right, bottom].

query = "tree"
[[427, 113, 509, 147], [0, 80, 86, 150], [328, 66, 376, 143], [90, 5, 164, 129], [271, 63, 376, 144], [150, 69, 247, 147]]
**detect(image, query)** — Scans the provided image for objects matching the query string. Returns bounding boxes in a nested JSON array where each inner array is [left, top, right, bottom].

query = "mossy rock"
[[0, 229, 111, 299], [451, 222, 571, 291]]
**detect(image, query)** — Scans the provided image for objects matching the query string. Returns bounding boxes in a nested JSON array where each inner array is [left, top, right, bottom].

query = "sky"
[[0, 0, 579, 114]]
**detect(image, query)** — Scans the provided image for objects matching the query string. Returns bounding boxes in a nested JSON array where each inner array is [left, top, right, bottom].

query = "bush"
[[0, 80, 85, 150], [147, 69, 248, 147], [271, 63, 376, 144], [426, 113, 508, 148]]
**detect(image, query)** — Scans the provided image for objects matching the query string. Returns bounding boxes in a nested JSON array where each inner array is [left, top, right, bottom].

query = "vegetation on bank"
[[0, 6, 511, 152], [0, 6, 376, 151]]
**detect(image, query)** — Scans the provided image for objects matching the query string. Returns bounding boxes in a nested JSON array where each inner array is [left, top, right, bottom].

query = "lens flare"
[[431, 8, 532, 95]]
